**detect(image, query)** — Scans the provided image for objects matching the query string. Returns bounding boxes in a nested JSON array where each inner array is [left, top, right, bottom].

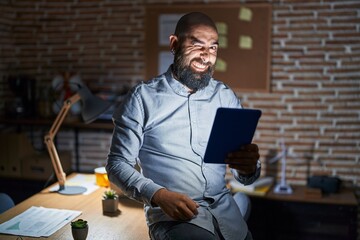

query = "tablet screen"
[[203, 108, 261, 164]]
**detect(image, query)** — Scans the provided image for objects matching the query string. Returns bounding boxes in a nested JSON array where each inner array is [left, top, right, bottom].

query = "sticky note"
[[239, 36, 252, 49], [218, 35, 228, 48], [216, 22, 227, 35], [215, 58, 227, 72], [239, 7, 252, 22]]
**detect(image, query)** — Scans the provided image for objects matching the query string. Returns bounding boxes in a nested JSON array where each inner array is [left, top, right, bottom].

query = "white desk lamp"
[[269, 139, 293, 194], [44, 84, 111, 195]]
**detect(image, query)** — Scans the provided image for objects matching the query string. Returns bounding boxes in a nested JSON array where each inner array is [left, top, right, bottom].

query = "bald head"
[[174, 12, 217, 39], [169, 12, 218, 91]]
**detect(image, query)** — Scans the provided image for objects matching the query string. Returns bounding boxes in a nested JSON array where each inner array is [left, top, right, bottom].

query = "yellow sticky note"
[[239, 35, 252, 49], [216, 22, 227, 35], [215, 58, 227, 72], [218, 35, 228, 48], [239, 7, 252, 22]]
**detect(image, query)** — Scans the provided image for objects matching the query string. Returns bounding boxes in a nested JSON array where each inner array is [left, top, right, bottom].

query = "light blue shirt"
[[107, 67, 259, 240]]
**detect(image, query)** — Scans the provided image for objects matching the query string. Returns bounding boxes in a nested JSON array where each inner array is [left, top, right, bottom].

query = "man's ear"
[[169, 34, 178, 53]]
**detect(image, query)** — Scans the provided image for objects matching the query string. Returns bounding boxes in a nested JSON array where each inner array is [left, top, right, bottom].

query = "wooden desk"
[[0, 174, 148, 240], [247, 185, 358, 240], [265, 185, 357, 205]]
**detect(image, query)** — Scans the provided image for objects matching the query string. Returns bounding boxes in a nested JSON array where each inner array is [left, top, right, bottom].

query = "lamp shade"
[[77, 85, 112, 124]]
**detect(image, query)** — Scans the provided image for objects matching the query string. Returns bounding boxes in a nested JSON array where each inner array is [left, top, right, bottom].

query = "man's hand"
[[151, 188, 199, 221], [225, 143, 260, 175]]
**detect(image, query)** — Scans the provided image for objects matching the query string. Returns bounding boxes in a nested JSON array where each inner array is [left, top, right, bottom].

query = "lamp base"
[[273, 183, 293, 194], [57, 186, 87, 195]]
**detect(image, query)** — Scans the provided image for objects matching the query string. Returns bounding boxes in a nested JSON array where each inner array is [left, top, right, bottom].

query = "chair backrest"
[[0, 193, 15, 214], [233, 192, 251, 221]]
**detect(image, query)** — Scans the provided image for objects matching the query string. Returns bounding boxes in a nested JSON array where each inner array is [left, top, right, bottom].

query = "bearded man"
[[106, 12, 260, 240]]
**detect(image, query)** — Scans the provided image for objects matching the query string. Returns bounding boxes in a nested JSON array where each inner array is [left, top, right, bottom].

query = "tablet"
[[203, 108, 261, 164]]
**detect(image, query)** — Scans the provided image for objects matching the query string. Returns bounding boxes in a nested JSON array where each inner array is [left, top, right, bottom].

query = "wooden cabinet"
[[247, 186, 358, 240], [0, 117, 113, 172], [0, 132, 71, 180]]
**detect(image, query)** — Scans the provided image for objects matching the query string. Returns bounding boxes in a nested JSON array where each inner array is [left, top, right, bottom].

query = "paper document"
[[229, 177, 274, 196], [229, 176, 274, 192], [0, 206, 81, 237]]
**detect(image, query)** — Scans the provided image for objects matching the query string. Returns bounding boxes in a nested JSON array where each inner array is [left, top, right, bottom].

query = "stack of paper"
[[229, 176, 274, 196], [0, 206, 81, 237]]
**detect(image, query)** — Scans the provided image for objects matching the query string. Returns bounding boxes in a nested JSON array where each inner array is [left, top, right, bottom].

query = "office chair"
[[233, 192, 251, 221], [0, 193, 15, 214]]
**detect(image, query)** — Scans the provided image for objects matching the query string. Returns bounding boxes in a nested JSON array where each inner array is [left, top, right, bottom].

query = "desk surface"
[[0, 173, 148, 240], [255, 185, 357, 206]]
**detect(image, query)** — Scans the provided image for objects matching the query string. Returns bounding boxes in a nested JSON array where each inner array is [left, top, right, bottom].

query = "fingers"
[[174, 201, 199, 220], [227, 144, 259, 159], [225, 143, 260, 174], [226, 152, 259, 164], [227, 152, 260, 162], [227, 163, 257, 174], [179, 197, 199, 220], [241, 143, 259, 152], [187, 200, 199, 214], [228, 144, 258, 156], [154, 189, 199, 221]]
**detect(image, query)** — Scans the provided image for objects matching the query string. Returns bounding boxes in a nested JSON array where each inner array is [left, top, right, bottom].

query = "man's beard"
[[173, 51, 215, 92]]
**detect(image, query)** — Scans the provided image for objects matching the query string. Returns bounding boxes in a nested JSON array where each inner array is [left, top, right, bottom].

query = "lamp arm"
[[44, 93, 81, 189]]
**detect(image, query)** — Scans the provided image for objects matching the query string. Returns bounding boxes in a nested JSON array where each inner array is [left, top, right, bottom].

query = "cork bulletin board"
[[145, 4, 272, 92]]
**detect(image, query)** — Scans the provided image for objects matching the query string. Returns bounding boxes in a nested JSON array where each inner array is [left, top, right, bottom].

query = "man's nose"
[[200, 48, 210, 63]]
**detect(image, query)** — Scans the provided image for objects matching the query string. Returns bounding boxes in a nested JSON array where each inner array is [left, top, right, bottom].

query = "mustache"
[[191, 58, 212, 67]]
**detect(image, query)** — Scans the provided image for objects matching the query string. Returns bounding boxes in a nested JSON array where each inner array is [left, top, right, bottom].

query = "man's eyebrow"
[[190, 36, 219, 46]]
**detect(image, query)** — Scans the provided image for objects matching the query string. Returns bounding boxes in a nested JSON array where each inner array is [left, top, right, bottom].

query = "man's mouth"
[[191, 61, 209, 72]]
